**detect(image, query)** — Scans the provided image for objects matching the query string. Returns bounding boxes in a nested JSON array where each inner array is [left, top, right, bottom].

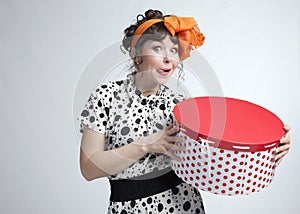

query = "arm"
[[80, 124, 184, 181]]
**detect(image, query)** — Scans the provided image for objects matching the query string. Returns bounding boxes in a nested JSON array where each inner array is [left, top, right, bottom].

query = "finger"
[[279, 133, 290, 145], [163, 143, 185, 153], [281, 131, 290, 142], [165, 150, 182, 162], [275, 150, 289, 162], [275, 157, 283, 168], [275, 149, 289, 167], [164, 135, 184, 143], [276, 143, 290, 153], [171, 144, 186, 152], [279, 138, 290, 146], [282, 124, 291, 139], [172, 122, 179, 128], [283, 124, 291, 132], [166, 126, 179, 136], [284, 131, 290, 141]]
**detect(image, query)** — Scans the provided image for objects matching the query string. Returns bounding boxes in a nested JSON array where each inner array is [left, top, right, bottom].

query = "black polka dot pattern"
[[107, 183, 205, 213], [77, 73, 186, 180], [77, 74, 205, 213]]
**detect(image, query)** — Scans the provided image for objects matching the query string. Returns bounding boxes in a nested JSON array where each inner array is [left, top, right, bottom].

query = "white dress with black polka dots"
[[78, 73, 205, 214]]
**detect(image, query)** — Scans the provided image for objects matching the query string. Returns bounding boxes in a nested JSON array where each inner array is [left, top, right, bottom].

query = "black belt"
[[109, 168, 184, 202]]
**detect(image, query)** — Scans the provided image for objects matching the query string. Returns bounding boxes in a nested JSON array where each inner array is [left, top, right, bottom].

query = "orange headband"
[[131, 16, 205, 60]]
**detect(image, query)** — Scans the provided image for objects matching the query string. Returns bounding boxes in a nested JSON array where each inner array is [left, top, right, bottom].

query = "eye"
[[153, 45, 162, 52], [170, 47, 178, 54]]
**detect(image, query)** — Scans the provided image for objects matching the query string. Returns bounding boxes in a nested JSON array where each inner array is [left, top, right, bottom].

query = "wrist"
[[134, 138, 150, 155], [140, 144, 149, 154]]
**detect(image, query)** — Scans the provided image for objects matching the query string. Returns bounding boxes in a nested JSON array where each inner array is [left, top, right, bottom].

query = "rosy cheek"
[[173, 62, 179, 69], [172, 56, 180, 64]]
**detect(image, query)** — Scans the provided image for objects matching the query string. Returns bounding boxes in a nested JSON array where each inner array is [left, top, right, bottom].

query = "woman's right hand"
[[140, 125, 186, 161]]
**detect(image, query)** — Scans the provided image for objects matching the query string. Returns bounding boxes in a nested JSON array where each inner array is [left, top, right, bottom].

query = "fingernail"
[[177, 157, 182, 162]]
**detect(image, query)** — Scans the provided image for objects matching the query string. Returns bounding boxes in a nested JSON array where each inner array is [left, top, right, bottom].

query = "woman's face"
[[136, 35, 180, 85]]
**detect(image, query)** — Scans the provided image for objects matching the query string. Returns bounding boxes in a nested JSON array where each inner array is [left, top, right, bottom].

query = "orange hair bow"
[[131, 16, 205, 60]]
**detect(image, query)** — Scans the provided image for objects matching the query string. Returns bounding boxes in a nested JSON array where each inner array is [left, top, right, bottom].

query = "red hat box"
[[171, 96, 284, 195]]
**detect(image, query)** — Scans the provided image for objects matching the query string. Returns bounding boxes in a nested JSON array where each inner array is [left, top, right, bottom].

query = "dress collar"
[[124, 72, 170, 108]]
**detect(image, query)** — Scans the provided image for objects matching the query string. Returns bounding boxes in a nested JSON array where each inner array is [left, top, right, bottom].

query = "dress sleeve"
[[77, 85, 110, 134], [173, 93, 187, 104]]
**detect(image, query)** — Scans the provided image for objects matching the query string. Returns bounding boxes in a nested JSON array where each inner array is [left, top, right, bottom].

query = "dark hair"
[[121, 9, 178, 55], [121, 9, 184, 84]]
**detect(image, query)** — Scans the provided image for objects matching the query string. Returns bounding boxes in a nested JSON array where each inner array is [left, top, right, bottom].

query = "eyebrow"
[[151, 40, 178, 46]]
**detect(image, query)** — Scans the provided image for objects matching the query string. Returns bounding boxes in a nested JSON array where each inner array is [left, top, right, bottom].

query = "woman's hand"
[[275, 124, 291, 167], [141, 125, 185, 161]]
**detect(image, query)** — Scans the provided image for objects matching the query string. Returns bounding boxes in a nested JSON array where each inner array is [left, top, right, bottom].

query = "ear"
[[130, 47, 137, 59]]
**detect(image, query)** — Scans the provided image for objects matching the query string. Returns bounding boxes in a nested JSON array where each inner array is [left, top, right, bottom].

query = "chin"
[[155, 76, 170, 85], [154, 72, 173, 85]]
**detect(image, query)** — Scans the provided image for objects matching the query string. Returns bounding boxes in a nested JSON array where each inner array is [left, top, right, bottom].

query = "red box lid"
[[173, 96, 284, 152]]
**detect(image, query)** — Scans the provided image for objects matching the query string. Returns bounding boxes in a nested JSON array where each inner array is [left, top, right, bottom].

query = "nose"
[[163, 57, 170, 64], [163, 53, 171, 64]]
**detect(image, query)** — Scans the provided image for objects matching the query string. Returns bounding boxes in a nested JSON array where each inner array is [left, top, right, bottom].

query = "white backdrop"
[[1, 0, 299, 213]]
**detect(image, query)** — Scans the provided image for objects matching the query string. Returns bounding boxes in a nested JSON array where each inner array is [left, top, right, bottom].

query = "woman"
[[78, 9, 290, 214]]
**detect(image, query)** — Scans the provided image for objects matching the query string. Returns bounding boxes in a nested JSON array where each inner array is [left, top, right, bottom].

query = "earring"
[[135, 57, 142, 65]]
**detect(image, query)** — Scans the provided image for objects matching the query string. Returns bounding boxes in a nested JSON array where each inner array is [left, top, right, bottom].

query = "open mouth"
[[157, 68, 172, 76]]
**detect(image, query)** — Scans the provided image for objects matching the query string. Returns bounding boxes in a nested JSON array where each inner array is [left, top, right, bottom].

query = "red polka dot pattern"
[[171, 134, 277, 196]]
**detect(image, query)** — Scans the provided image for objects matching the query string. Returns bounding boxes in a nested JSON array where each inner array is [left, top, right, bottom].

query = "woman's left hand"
[[275, 124, 291, 167]]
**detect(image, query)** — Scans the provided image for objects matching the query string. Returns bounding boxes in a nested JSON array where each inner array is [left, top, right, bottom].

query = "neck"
[[133, 72, 160, 96]]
